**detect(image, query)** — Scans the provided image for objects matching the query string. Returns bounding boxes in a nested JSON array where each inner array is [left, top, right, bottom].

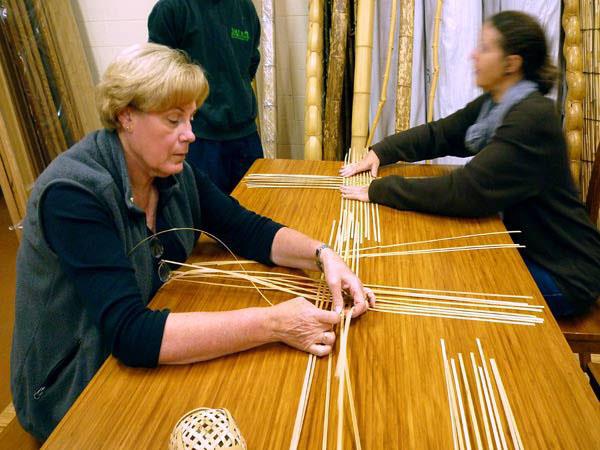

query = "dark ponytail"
[[489, 11, 557, 95]]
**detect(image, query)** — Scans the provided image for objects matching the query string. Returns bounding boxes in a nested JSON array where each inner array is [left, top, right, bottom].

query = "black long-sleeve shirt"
[[370, 92, 600, 308], [42, 167, 282, 367]]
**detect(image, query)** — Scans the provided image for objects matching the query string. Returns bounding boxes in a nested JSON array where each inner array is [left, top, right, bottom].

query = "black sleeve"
[[249, 8, 261, 80], [41, 184, 169, 368], [148, 0, 180, 48], [193, 168, 284, 264], [369, 99, 551, 217], [371, 95, 487, 165]]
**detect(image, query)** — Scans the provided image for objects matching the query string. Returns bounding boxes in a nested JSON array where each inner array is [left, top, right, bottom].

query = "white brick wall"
[[74, 0, 308, 159]]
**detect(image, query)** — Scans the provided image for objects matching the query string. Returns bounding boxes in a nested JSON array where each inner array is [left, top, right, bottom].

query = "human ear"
[[117, 107, 134, 131], [504, 54, 523, 75]]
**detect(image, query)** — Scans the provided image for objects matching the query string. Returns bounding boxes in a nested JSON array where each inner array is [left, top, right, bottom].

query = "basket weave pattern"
[[169, 407, 247, 450]]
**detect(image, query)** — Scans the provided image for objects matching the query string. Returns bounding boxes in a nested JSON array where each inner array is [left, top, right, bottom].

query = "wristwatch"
[[315, 243, 330, 272]]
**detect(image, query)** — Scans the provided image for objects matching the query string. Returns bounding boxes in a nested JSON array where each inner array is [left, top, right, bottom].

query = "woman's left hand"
[[319, 248, 376, 317], [340, 185, 370, 202]]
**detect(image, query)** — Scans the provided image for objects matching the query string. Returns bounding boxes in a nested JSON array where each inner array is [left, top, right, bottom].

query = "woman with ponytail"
[[341, 11, 600, 317]]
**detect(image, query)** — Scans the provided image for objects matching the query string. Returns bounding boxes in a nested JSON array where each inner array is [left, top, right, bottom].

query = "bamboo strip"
[[477, 339, 508, 450], [490, 359, 524, 450], [440, 339, 461, 450], [470, 353, 494, 450], [458, 354, 483, 450], [450, 358, 472, 450], [477, 366, 502, 450]]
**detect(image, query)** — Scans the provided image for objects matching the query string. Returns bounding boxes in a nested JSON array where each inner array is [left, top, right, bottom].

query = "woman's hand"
[[319, 248, 376, 316], [339, 150, 380, 177], [268, 297, 340, 356], [340, 185, 370, 202]]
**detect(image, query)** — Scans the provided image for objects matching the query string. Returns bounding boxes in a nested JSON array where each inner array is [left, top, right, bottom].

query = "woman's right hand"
[[339, 149, 381, 178], [268, 297, 341, 357]]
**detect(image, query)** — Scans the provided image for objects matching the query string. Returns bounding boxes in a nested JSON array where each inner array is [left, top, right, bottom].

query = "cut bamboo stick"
[[427, 0, 444, 123]]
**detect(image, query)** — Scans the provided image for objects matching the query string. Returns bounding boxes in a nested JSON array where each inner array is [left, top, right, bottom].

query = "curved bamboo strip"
[[261, 0, 277, 159], [427, 0, 443, 123], [304, 0, 324, 160], [323, 0, 349, 161], [395, 0, 415, 132], [562, 0, 584, 188], [350, 0, 375, 154], [366, 0, 398, 148]]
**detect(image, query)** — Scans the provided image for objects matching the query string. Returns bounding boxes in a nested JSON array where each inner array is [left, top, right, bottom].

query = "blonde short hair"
[[96, 43, 209, 129]]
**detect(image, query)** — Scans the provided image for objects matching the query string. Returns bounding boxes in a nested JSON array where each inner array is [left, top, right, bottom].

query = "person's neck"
[[489, 75, 523, 103], [118, 131, 155, 210]]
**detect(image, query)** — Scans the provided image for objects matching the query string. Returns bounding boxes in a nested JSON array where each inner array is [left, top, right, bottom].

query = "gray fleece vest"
[[10, 129, 201, 440]]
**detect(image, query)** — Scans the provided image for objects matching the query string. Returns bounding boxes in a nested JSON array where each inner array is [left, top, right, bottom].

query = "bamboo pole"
[[350, 0, 375, 154], [427, 0, 443, 123], [366, 0, 398, 148], [323, 0, 349, 161], [304, 0, 324, 160], [395, 0, 415, 132], [562, 0, 584, 189], [261, 0, 277, 158]]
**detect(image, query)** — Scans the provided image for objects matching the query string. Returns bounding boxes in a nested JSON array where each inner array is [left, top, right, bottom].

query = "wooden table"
[[44, 160, 600, 449]]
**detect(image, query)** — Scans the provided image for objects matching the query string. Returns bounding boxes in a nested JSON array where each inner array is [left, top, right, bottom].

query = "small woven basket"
[[169, 407, 247, 450]]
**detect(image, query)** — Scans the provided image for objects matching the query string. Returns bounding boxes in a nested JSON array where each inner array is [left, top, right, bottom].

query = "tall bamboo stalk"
[[563, 0, 584, 189], [350, 0, 375, 154], [304, 0, 324, 160], [427, 0, 443, 123], [323, 0, 349, 161], [261, 0, 277, 159], [366, 0, 398, 148], [395, 0, 415, 132]]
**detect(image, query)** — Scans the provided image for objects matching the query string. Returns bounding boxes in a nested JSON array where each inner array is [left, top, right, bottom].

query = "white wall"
[[73, 0, 309, 160]]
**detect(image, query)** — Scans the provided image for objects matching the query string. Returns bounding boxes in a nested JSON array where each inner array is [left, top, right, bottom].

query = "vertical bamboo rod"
[[395, 0, 415, 132], [324, 0, 349, 161], [563, 0, 584, 189], [427, 0, 443, 123], [350, 0, 376, 154], [304, 0, 324, 160]]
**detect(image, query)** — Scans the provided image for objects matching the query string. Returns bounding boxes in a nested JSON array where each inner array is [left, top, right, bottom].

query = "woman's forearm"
[[269, 227, 325, 271], [158, 308, 274, 364]]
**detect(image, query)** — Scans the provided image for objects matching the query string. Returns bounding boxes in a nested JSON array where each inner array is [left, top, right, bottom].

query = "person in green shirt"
[[148, 0, 262, 193], [340, 11, 600, 317]]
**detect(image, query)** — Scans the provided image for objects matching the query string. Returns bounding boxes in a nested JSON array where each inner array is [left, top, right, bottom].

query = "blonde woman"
[[11, 43, 374, 441]]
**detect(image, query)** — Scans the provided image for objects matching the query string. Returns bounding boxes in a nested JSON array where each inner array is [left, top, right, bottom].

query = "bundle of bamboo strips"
[[323, 0, 349, 161], [395, 0, 415, 132], [563, 0, 584, 188], [304, 0, 325, 160], [441, 339, 524, 450]]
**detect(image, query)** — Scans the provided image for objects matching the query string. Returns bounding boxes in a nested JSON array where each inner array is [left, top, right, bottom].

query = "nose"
[[180, 122, 196, 143]]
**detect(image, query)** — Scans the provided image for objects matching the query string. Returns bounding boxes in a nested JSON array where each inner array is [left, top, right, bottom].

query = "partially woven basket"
[[169, 407, 247, 450]]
